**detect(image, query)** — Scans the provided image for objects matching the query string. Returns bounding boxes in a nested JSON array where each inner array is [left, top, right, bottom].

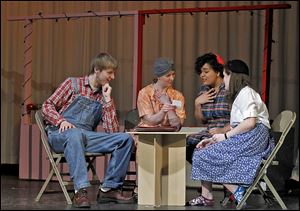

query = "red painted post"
[[262, 9, 273, 107]]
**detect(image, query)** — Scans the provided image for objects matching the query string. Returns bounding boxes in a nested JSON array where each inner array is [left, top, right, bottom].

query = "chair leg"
[[35, 168, 55, 202], [236, 181, 260, 210], [122, 158, 137, 196], [86, 157, 100, 184], [36, 157, 72, 204], [263, 175, 287, 210], [52, 158, 73, 204], [257, 182, 274, 206]]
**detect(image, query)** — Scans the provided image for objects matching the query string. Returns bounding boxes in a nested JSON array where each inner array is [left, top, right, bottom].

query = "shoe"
[[233, 186, 246, 208], [97, 188, 135, 204], [187, 195, 214, 206], [220, 188, 235, 206], [72, 188, 90, 208]]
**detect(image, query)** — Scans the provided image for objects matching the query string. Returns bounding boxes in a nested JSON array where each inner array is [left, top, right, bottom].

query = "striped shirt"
[[198, 83, 230, 129], [42, 76, 119, 133]]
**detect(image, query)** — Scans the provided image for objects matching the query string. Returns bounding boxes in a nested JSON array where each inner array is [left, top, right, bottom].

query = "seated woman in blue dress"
[[188, 59, 275, 207]]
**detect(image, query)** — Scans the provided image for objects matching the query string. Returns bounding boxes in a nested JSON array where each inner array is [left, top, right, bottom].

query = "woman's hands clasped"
[[196, 133, 226, 149]]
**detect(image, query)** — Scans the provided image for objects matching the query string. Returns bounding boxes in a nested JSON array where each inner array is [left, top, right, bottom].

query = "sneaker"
[[72, 188, 90, 208], [97, 188, 135, 204], [187, 195, 214, 206], [233, 186, 247, 208]]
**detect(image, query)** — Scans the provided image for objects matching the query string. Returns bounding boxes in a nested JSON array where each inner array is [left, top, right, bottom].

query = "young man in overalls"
[[42, 53, 135, 208]]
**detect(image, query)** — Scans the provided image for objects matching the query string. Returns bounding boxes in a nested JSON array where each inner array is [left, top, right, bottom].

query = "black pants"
[[186, 142, 197, 164]]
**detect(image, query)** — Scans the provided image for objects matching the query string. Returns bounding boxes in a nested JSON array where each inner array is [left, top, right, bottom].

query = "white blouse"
[[230, 86, 271, 129]]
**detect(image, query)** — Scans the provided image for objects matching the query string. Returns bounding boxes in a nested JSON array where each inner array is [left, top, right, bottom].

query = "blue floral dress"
[[191, 123, 275, 185]]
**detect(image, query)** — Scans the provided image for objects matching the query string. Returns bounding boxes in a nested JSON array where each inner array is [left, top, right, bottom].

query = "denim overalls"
[[47, 78, 134, 191]]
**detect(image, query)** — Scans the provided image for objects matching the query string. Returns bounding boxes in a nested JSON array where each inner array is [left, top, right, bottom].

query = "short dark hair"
[[194, 53, 224, 77], [224, 59, 249, 76], [224, 59, 252, 104]]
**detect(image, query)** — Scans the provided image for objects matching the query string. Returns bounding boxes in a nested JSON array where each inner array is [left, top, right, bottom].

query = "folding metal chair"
[[236, 110, 297, 210], [124, 108, 140, 132], [34, 110, 104, 204]]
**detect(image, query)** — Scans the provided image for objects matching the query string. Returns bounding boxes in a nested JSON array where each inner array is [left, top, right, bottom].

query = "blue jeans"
[[48, 128, 134, 190]]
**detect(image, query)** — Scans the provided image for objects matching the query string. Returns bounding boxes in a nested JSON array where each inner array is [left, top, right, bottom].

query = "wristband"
[[224, 133, 228, 139]]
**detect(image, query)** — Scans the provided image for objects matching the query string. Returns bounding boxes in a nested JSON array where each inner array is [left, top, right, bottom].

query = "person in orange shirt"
[[137, 58, 186, 131]]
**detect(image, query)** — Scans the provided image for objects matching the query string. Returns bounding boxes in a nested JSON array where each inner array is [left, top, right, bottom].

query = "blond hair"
[[89, 52, 118, 74]]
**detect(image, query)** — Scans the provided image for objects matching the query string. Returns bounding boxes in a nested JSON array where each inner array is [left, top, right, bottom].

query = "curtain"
[[1, 1, 298, 164]]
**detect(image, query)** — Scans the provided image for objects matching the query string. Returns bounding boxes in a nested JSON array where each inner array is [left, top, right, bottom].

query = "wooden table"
[[127, 127, 205, 206]]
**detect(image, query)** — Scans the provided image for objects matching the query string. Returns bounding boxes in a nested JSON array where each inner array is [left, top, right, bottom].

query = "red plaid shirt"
[[42, 76, 119, 133]]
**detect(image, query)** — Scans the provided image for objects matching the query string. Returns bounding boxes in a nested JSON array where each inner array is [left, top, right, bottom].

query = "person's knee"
[[113, 133, 134, 148], [122, 133, 135, 150], [64, 128, 85, 146], [121, 133, 134, 142]]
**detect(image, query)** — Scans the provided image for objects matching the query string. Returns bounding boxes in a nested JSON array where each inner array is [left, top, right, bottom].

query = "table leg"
[[137, 134, 186, 206]]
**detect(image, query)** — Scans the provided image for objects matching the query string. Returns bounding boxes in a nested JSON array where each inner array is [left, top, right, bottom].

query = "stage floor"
[[1, 175, 299, 210]]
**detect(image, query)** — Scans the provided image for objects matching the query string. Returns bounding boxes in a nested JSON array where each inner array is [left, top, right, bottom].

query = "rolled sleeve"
[[102, 99, 119, 133], [241, 101, 258, 119]]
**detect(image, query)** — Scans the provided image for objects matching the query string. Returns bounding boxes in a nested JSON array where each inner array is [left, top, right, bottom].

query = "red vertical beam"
[[262, 9, 273, 107], [22, 19, 33, 124], [132, 12, 145, 108]]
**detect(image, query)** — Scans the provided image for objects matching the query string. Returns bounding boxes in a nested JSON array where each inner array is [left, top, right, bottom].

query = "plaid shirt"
[[198, 83, 230, 130], [42, 76, 119, 133]]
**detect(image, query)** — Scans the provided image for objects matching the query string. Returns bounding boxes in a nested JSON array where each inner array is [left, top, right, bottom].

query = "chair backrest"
[[264, 110, 296, 168], [124, 108, 140, 131], [35, 110, 58, 157]]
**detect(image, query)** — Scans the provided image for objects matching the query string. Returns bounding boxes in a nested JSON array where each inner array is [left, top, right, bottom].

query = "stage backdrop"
[[1, 1, 299, 179]]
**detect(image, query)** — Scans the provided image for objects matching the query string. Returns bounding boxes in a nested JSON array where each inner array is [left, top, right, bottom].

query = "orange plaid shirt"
[[137, 84, 186, 127]]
